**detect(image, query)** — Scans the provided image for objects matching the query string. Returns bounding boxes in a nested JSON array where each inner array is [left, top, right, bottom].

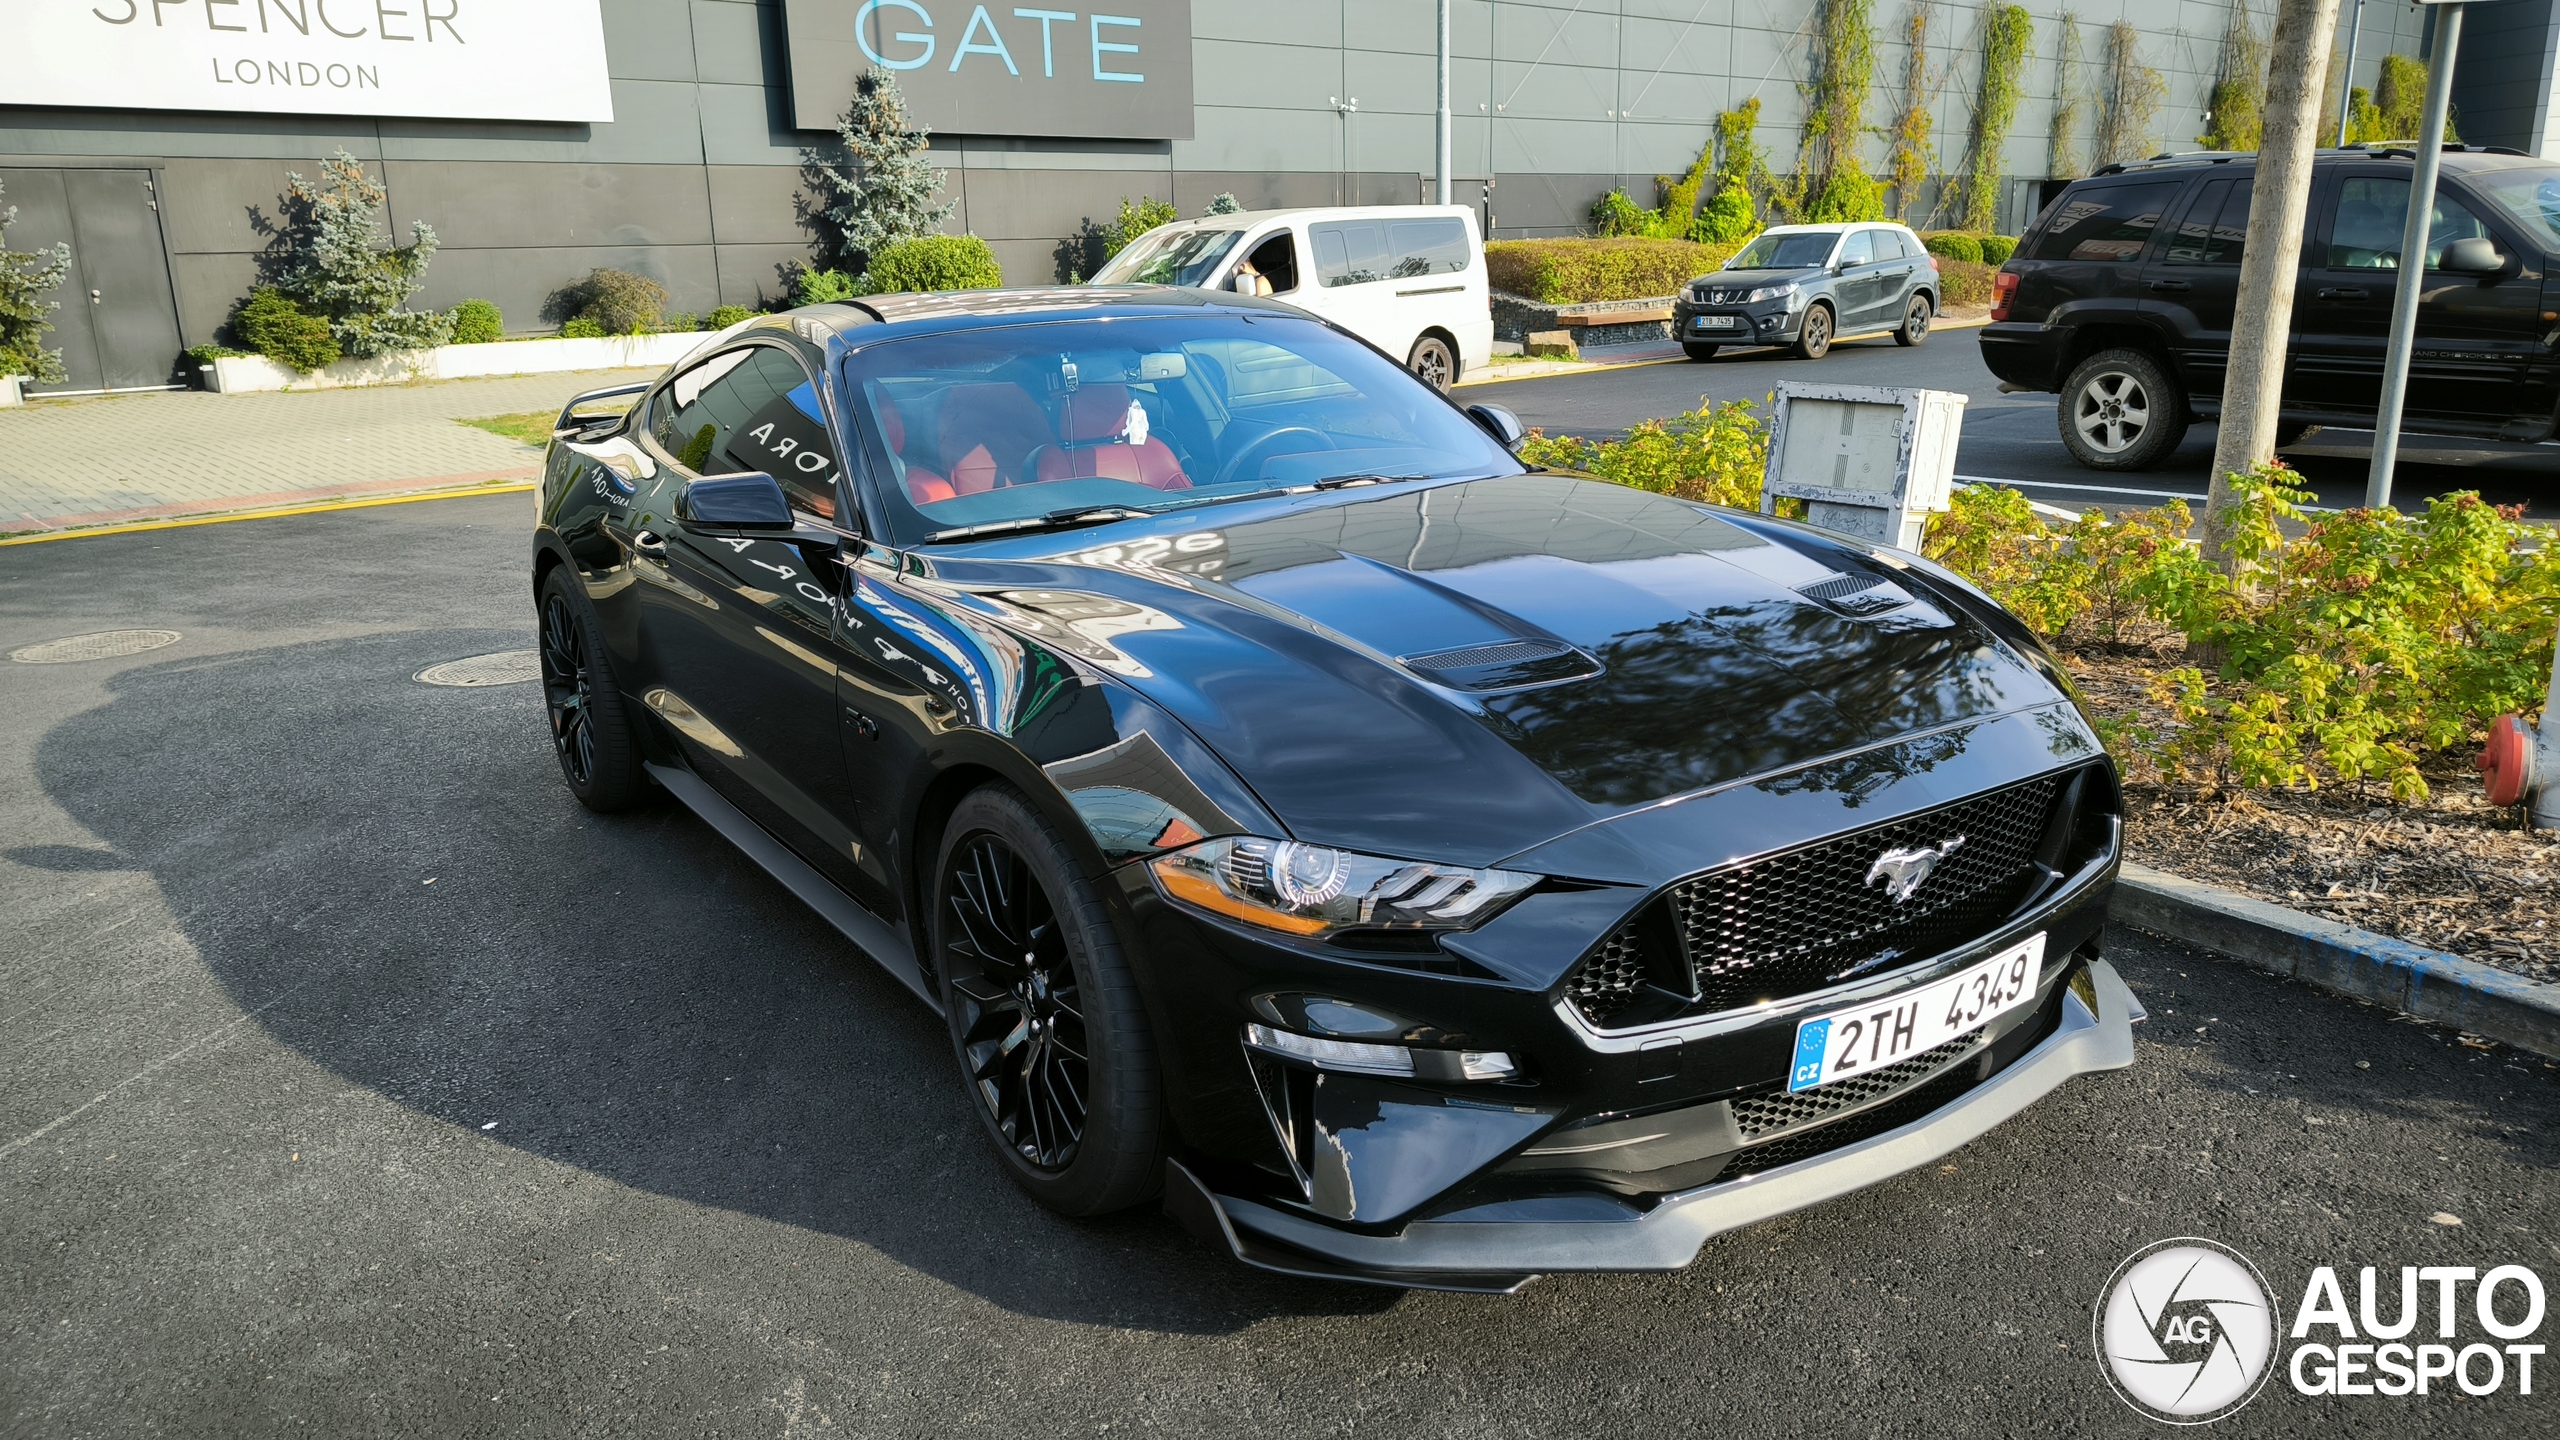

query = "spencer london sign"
[[782, 0, 1194, 139], [0, 1, 614, 123]]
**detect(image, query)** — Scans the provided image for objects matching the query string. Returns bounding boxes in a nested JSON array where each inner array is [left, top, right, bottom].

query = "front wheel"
[[1682, 342, 1721, 362], [1407, 334, 1456, 392], [935, 785, 1163, 1216], [1792, 303, 1834, 360], [1894, 294, 1933, 347], [537, 568, 648, 812], [2058, 348, 2190, 471]]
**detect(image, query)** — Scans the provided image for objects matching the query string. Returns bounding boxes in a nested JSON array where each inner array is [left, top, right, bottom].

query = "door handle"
[[2147, 279, 2191, 293], [2318, 286, 2370, 301]]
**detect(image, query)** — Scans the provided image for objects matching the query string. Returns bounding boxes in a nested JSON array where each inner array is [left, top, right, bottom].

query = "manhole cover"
[[415, 650, 541, 687], [8, 629, 182, 664]]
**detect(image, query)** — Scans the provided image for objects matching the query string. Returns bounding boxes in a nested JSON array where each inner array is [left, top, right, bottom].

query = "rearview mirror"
[[2439, 236, 2506, 276], [1466, 402, 1527, 451], [676, 473, 793, 530]]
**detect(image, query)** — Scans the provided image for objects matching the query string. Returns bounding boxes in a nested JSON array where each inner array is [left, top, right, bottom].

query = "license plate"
[[1694, 315, 1739, 329], [1786, 933, 2046, 1092]]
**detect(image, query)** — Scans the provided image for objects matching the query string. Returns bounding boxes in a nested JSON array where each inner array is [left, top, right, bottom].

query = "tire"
[[1792, 303, 1835, 360], [933, 784, 1163, 1217], [2058, 348, 2190, 471], [1894, 293, 1933, 347], [1682, 343, 1721, 362], [2275, 421, 2322, 448], [1407, 334, 1456, 392], [537, 567, 649, 813]]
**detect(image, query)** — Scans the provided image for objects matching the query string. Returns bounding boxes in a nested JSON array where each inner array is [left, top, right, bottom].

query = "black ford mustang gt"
[[530, 287, 2136, 1292]]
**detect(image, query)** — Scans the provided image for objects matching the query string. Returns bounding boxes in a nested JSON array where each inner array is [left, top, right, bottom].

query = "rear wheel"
[[2058, 348, 2190, 471], [1407, 334, 1456, 392], [1793, 303, 1835, 360], [2275, 421, 2322, 448], [1683, 343, 1721, 362], [934, 785, 1163, 1216], [537, 568, 648, 812], [1894, 293, 1933, 347]]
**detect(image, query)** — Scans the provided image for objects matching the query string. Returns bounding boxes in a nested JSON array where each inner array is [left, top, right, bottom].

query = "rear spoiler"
[[555, 382, 651, 435]]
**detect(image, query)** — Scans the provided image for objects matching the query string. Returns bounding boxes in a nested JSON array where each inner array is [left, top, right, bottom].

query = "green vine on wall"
[[2199, 4, 2266, 151], [1696, 98, 1768, 242], [2093, 20, 2167, 167], [1882, 1, 1939, 222], [2048, 12, 2088, 180], [1775, 0, 1884, 224], [1958, 4, 2032, 232]]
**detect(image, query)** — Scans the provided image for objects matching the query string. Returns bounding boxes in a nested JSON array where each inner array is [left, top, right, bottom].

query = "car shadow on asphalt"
[[30, 629, 1397, 1331]]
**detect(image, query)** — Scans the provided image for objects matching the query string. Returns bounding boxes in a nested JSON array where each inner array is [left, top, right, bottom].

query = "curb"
[[1455, 313, 1993, 389], [0, 478, 537, 546], [2112, 861, 2560, 1060]]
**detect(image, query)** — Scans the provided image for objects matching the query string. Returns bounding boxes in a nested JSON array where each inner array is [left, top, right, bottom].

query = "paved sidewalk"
[[0, 369, 656, 537]]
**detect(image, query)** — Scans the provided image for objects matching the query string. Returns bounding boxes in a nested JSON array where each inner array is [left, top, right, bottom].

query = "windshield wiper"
[[1311, 472, 1429, 490], [920, 505, 1155, 544]]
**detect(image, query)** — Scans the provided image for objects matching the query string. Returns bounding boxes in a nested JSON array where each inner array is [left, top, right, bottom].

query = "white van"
[[1089, 205, 1493, 390]]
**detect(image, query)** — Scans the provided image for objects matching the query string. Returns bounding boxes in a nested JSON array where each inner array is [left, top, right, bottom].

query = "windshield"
[[1089, 227, 1245, 287], [1726, 232, 1838, 270], [2463, 164, 2560, 253], [844, 315, 1524, 546]]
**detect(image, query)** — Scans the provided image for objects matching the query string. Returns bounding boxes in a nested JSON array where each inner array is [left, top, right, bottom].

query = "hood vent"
[[1795, 571, 1912, 617], [1401, 637, 1600, 691]]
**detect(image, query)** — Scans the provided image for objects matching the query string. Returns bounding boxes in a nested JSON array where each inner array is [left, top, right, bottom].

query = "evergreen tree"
[[809, 68, 955, 273], [0, 178, 72, 383], [273, 151, 452, 356]]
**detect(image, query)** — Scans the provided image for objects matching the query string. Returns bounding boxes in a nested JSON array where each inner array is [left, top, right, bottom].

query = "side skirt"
[[645, 761, 939, 1015]]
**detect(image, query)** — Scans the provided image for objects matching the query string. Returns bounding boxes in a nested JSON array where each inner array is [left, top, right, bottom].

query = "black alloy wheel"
[[1793, 302, 1834, 360], [1895, 293, 1932, 347], [536, 569, 647, 811], [1407, 334, 1456, 392], [2057, 347, 2190, 471], [1683, 342, 1721, 362], [934, 785, 1162, 1214]]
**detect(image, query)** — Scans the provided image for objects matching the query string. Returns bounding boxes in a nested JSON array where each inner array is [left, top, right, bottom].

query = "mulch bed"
[[2066, 650, 2558, 986]]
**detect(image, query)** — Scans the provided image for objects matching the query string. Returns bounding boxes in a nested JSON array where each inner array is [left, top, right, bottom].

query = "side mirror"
[[676, 472, 793, 530], [1466, 402, 1526, 451], [2439, 236, 2506, 276]]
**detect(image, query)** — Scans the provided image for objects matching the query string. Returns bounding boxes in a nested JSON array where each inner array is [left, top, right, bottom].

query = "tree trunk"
[[2200, 0, 2342, 571]]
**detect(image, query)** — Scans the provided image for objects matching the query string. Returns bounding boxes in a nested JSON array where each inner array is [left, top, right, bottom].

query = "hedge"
[[1486, 237, 1736, 305], [1921, 231, 2019, 266], [866, 234, 1003, 293], [1936, 259, 1996, 308]]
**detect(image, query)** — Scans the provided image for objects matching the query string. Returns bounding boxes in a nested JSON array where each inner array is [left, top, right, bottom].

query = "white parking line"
[[1952, 474, 2204, 500]]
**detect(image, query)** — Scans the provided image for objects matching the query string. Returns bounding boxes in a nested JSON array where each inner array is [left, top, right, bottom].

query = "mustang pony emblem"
[[1865, 836, 1966, 904]]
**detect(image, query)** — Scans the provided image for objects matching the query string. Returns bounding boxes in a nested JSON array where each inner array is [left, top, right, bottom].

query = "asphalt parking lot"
[[1487, 330, 2560, 516], [4, 496, 2555, 1438]]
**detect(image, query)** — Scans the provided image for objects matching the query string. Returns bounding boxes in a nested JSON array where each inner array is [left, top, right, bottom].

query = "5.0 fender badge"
[[1865, 836, 1966, 904]]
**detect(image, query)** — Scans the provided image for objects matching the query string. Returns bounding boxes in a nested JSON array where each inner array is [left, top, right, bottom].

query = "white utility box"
[[1759, 383, 1969, 551]]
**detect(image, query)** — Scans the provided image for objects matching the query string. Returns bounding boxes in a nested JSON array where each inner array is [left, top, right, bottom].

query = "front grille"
[[1729, 1033, 1983, 1141], [1564, 774, 2064, 1027], [1725, 1056, 1987, 1177]]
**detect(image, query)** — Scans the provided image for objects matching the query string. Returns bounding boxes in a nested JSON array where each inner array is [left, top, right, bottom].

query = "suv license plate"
[[1786, 933, 2046, 1092], [1695, 315, 1739, 329]]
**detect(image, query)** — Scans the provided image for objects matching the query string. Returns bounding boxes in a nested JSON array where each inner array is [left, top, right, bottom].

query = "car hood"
[[930, 474, 2067, 868]]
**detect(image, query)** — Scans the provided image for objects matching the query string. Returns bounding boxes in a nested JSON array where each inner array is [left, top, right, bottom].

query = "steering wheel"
[[1213, 427, 1335, 488]]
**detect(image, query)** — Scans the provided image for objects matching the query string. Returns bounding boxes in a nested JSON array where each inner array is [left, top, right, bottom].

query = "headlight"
[[1745, 282, 1799, 304], [1149, 836, 1538, 939]]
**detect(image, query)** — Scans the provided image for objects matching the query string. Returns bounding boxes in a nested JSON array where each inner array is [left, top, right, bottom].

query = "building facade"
[[0, 0, 2452, 395]]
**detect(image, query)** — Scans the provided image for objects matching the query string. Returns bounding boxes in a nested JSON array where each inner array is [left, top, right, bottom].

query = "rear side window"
[[1310, 217, 1470, 287], [1874, 229, 1910, 260], [1386, 218, 1470, 278], [2028, 182, 2184, 262], [2163, 178, 2250, 265], [651, 346, 841, 521]]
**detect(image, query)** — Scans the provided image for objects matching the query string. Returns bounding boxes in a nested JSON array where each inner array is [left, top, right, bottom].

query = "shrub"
[[864, 233, 1002, 292], [1516, 397, 1767, 509], [1979, 234, 2018, 265], [795, 267, 864, 305], [232, 287, 341, 371], [1103, 196, 1178, 258], [1935, 259, 1996, 307], [270, 151, 452, 356], [0, 178, 72, 384], [1922, 232, 1984, 263], [182, 343, 250, 363], [562, 268, 668, 335], [707, 304, 756, 328], [560, 317, 608, 340], [1692, 183, 1758, 245], [1590, 188, 1652, 238], [1485, 237, 1736, 304], [448, 298, 503, 345]]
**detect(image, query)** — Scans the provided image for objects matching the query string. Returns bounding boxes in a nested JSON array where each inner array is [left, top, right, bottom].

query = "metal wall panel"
[[384, 162, 717, 250]]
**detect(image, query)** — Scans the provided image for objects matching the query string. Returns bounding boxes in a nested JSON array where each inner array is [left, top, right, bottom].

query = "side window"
[[1385, 218, 1470, 278], [1872, 229, 1907, 261], [2027, 182, 2184, 262], [2163, 179, 2237, 264], [1244, 230, 1298, 293], [1838, 230, 1876, 267], [650, 346, 843, 522], [1309, 220, 1390, 287], [2326, 177, 2494, 270]]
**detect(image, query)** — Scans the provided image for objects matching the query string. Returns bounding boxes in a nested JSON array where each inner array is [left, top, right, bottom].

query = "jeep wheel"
[[1683, 343, 1720, 362], [2059, 349, 2189, 471]]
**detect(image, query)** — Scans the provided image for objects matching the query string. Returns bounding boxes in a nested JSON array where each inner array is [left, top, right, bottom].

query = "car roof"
[[1142, 204, 1477, 231], [1754, 222, 1915, 235], [2085, 143, 2534, 180]]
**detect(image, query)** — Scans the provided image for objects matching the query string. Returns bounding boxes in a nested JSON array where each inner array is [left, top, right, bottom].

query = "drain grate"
[[8, 630, 181, 664], [415, 650, 541, 687]]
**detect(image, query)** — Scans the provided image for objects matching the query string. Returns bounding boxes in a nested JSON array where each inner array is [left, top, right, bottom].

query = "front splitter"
[[1167, 958, 2141, 1290]]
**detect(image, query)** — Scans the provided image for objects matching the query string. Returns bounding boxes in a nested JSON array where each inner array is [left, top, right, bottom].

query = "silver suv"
[[1671, 222, 1942, 361]]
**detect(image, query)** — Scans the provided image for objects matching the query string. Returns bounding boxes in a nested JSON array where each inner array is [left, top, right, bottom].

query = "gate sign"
[[0, 1, 613, 124], [783, 0, 1193, 139]]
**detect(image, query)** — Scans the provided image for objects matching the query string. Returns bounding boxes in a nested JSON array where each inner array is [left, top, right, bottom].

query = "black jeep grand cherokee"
[[1979, 146, 2560, 471]]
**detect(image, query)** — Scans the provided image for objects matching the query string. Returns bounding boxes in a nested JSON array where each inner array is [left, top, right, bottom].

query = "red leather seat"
[[937, 382, 1057, 496], [879, 403, 954, 505], [1034, 385, 1190, 490]]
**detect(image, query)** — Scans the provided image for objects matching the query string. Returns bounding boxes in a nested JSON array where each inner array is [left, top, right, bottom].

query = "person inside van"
[[1231, 258, 1273, 296]]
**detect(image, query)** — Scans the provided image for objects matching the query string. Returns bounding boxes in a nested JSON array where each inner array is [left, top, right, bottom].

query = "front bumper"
[[1671, 299, 1794, 346], [1166, 955, 2139, 1292]]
